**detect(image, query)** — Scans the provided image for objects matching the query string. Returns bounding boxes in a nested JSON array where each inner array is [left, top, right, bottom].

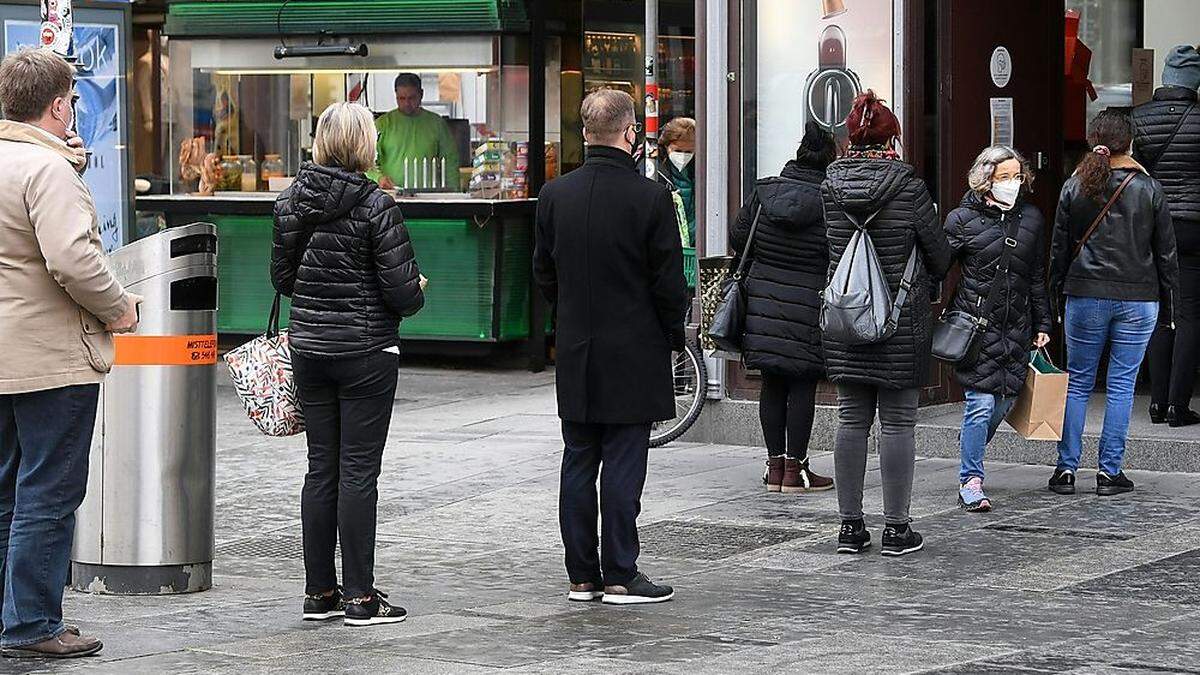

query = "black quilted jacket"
[[272, 163, 424, 358], [1133, 86, 1200, 252], [729, 162, 827, 378], [944, 192, 1053, 397], [821, 157, 953, 390]]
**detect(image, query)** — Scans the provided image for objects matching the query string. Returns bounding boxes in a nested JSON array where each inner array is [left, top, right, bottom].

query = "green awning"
[[164, 0, 528, 38]]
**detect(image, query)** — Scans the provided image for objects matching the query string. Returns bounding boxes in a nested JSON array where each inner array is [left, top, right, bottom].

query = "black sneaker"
[[1096, 471, 1135, 496], [1048, 468, 1076, 495], [302, 588, 345, 621], [836, 521, 872, 554], [344, 590, 408, 627], [881, 525, 924, 557], [601, 573, 674, 605]]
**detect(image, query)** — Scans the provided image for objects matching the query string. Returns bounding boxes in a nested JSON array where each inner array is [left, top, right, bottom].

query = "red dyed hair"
[[846, 90, 901, 148]]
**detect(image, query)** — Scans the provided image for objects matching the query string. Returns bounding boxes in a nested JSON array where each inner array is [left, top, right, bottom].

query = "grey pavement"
[[12, 364, 1200, 674]]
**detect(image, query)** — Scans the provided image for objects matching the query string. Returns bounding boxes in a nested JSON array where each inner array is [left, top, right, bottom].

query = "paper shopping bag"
[[1005, 350, 1069, 441]]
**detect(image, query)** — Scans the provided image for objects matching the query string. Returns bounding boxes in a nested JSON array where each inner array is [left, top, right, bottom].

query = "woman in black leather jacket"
[[272, 102, 425, 627], [1047, 109, 1178, 498], [943, 146, 1052, 513]]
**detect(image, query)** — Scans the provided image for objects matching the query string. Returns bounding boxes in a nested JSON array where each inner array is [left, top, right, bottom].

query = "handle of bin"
[[267, 292, 282, 338]]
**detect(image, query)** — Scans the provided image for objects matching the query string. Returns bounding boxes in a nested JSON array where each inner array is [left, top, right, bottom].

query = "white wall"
[[1144, 0, 1200, 88]]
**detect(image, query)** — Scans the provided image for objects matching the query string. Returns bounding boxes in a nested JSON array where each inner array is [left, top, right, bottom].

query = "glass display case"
[[583, 31, 696, 125], [165, 35, 560, 199]]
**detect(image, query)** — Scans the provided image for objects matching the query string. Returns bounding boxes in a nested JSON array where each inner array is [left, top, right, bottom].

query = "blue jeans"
[[1056, 297, 1158, 476], [959, 390, 1015, 483], [0, 385, 98, 648]]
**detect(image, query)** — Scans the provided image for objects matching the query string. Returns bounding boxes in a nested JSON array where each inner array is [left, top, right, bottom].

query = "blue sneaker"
[[958, 477, 991, 512]]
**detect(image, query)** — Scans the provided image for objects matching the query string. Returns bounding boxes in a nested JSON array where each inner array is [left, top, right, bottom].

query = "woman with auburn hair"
[[1048, 109, 1178, 497]]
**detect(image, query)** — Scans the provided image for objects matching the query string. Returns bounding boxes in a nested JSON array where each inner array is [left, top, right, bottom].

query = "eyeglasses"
[[994, 173, 1024, 183]]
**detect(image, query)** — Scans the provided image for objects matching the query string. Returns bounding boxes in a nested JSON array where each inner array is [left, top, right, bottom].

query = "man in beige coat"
[[0, 48, 140, 659]]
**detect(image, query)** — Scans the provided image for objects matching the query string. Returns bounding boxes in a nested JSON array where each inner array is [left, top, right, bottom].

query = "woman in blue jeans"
[[943, 146, 1052, 512], [1048, 110, 1179, 496]]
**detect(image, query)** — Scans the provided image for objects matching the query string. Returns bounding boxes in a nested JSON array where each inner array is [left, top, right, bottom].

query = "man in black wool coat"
[[533, 88, 688, 605]]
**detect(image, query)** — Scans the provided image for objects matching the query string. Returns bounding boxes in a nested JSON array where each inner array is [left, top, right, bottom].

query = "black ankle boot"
[[1166, 405, 1200, 428]]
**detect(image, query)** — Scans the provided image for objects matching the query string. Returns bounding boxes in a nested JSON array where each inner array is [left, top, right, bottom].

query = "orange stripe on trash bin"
[[114, 335, 218, 366]]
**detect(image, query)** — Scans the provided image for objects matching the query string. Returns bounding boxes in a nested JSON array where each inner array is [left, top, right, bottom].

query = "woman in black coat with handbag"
[[729, 122, 835, 494], [942, 146, 1052, 513]]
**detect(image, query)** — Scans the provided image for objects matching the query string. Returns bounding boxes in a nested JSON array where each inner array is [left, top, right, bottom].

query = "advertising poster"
[[4, 20, 125, 252], [755, 0, 895, 177]]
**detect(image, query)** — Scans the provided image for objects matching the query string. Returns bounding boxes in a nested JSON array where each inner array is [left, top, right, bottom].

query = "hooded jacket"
[[1049, 157, 1178, 323], [1132, 86, 1200, 251], [944, 192, 1052, 397], [821, 157, 953, 389], [272, 163, 424, 358], [729, 161, 828, 378], [0, 121, 129, 394]]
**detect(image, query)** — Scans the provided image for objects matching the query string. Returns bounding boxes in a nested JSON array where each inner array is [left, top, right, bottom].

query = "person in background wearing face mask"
[[943, 146, 1052, 512], [534, 89, 687, 605], [655, 117, 696, 245], [0, 48, 141, 658]]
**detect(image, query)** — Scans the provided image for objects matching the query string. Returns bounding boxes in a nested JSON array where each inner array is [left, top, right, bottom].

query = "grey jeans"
[[834, 383, 920, 525]]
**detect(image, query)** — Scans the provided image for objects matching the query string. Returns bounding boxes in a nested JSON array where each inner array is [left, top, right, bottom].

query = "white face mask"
[[990, 179, 1021, 210], [668, 150, 694, 172]]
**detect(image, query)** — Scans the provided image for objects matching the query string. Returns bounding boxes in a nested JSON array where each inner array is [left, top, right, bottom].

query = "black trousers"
[[559, 420, 650, 588], [758, 371, 818, 460], [1148, 253, 1200, 408], [292, 350, 398, 599]]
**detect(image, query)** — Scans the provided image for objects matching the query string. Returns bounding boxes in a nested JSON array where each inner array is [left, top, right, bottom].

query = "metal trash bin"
[[71, 223, 218, 595]]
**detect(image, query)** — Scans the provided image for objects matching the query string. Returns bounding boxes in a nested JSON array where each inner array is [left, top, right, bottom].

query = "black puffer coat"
[[821, 157, 953, 389], [729, 162, 827, 378], [944, 192, 1052, 397], [272, 163, 425, 358], [1133, 86, 1200, 252]]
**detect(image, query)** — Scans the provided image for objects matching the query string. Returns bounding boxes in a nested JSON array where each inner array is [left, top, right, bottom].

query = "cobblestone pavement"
[[12, 365, 1200, 674]]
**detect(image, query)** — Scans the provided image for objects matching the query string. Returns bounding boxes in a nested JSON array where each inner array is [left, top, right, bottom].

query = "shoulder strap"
[[1071, 171, 1137, 260], [887, 244, 920, 332], [733, 203, 764, 280], [973, 214, 1022, 327], [1144, 103, 1195, 172]]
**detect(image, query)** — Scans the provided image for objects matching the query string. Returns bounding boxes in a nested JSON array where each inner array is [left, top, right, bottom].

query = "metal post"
[[644, 0, 659, 178], [527, 0, 547, 373], [701, 0, 729, 400]]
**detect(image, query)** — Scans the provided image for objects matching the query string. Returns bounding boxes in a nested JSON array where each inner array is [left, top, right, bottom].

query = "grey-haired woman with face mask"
[[943, 146, 1052, 512]]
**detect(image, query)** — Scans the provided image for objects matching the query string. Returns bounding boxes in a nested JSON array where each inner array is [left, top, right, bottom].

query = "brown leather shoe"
[[782, 458, 834, 493], [65, 624, 81, 636], [763, 456, 785, 492], [1, 632, 102, 659], [567, 581, 603, 602]]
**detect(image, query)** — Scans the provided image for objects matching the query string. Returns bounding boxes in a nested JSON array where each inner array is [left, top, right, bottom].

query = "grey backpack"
[[820, 209, 919, 345]]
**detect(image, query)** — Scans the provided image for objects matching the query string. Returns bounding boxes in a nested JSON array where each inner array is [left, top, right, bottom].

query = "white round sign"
[[990, 46, 1012, 88]]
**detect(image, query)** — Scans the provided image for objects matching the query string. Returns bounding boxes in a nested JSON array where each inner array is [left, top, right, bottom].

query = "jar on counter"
[[239, 155, 258, 192], [219, 155, 243, 191], [261, 154, 285, 179]]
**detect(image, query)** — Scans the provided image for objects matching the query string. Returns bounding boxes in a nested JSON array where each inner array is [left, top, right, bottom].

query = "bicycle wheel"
[[649, 340, 708, 447]]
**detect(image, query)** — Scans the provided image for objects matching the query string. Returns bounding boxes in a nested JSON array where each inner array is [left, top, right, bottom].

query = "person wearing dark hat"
[[729, 121, 836, 494], [821, 91, 953, 557], [1135, 45, 1200, 428]]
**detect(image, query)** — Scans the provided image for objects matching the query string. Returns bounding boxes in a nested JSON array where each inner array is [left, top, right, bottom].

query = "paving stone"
[[33, 368, 1200, 675]]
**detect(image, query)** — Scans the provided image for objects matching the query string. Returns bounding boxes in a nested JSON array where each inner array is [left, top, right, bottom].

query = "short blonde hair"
[[313, 102, 377, 173], [0, 48, 74, 122], [581, 88, 635, 142], [660, 117, 696, 149], [967, 145, 1035, 195]]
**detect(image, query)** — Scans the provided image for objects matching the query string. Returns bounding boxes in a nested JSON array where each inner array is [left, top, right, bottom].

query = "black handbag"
[[932, 214, 1020, 365], [707, 204, 762, 354]]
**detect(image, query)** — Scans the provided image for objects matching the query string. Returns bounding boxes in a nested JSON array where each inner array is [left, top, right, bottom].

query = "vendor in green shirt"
[[372, 73, 460, 190]]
